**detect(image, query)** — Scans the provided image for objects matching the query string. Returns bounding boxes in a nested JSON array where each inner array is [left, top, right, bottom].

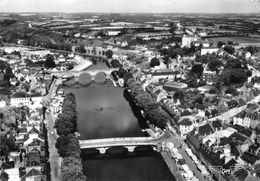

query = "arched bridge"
[[52, 68, 119, 81], [79, 132, 166, 154]]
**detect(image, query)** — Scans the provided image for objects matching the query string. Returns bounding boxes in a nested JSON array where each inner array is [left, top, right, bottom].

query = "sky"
[[0, 0, 259, 13]]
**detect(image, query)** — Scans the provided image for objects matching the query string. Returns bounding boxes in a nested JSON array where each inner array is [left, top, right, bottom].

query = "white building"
[[201, 47, 219, 55], [181, 34, 198, 48], [10, 92, 42, 109]]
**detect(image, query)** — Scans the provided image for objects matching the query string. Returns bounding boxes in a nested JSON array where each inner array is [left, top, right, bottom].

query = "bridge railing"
[[79, 131, 165, 145]]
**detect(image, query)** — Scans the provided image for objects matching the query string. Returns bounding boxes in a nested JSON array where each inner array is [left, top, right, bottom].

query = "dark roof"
[[222, 158, 237, 169], [28, 92, 42, 97], [219, 132, 247, 146], [195, 103, 207, 110], [230, 145, 240, 158], [247, 103, 259, 110], [0, 161, 14, 170], [21, 168, 41, 179], [205, 110, 211, 117], [11, 91, 28, 98], [233, 168, 248, 181], [18, 127, 27, 133], [180, 110, 192, 116], [198, 123, 214, 136], [232, 124, 252, 137], [249, 142, 260, 152], [211, 109, 220, 116], [152, 69, 175, 76], [241, 152, 259, 165], [238, 98, 247, 106], [28, 127, 40, 135], [227, 100, 239, 107], [212, 120, 222, 129], [179, 118, 192, 126], [245, 111, 260, 120], [0, 171, 8, 181]]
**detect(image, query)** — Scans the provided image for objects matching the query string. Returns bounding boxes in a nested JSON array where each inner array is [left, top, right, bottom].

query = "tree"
[[105, 50, 113, 59], [55, 134, 81, 158], [123, 73, 134, 86], [225, 87, 238, 96], [110, 59, 122, 68], [61, 157, 87, 181], [55, 115, 76, 136], [209, 87, 218, 94], [224, 46, 235, 55], [191, 64, 204, 78], [150, 57, 160, 67], [146, 108, 168, 129], [4, 66, 14, 82], [245, 46, 258, 55], [173, 90, 184, 100], [169, 23, 177, 34], [131, 86, 145, 98], [220, 68, 248, 85], [227, 41, 233, 45], [117, 68, 128, 78], [208, 60, 223, 72], [44, 54, 56, 69], [75, 45, 86, 54]]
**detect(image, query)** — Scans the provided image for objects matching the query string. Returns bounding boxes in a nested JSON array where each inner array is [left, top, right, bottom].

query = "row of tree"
[[123, 72, 168, 129], [54, 93, 87, 181]]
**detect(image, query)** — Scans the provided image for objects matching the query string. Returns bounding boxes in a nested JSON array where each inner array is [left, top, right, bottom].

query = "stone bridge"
[[79, 132, 166, 154], [51, 68, 118, 81]]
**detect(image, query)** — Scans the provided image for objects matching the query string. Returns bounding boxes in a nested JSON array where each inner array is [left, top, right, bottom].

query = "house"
[[226, 100, 239, 109], [0, 170, 9, 181], [151, 69, 175, 82], [248, 142, 260, 158], [244, 111, 260, 129], [198, 123, 215, 136], [211, 109, 221, 117], [197, 85, 213, 93], [163, 81, 188, 91], [238, 98, 247, 106], [3, 167, 20, 181], [241, 151, 259, 165], [211, 119, 223, 132], [153, 88, 168, 103], [181, 34, 198, 48], [232, 124, 253, 138], [20, 167, 43, 181], [178, 118, 194, 136], [233, 111, 249, 128], [205, 110, 212, 119], [10, 91, 42, 110], [201, 47, 219, 55]]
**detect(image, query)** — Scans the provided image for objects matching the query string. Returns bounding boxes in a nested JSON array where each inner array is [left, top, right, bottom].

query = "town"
[[0, 4, 260, 181]]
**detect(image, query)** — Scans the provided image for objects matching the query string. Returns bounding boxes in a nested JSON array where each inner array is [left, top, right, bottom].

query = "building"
[[135, 32, 172, 41], [10, 91, 42, 109], [201, 47, 219, 55], [181, 34, 198, 48], [150, 69, 175, 82]]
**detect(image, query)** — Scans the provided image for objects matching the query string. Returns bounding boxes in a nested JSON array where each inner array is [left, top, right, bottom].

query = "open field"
[[208, 37, 260, 46]]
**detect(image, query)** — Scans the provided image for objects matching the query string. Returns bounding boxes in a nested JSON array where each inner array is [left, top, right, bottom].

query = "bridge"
[[51, 68, 119, 81], [79, 132, 166, 154]]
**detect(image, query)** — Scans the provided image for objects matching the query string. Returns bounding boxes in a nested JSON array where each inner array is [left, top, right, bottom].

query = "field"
[[208, 37, 260, 46]]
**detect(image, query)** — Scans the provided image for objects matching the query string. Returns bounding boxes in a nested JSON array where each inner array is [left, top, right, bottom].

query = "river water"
[[64, 60, 175, 181]]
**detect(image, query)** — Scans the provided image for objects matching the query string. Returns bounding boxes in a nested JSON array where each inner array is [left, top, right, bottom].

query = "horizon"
[[0, 0, 259, 14]]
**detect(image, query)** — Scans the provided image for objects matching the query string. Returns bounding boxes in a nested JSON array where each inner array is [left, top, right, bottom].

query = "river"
[[64, 59, 175, 181]]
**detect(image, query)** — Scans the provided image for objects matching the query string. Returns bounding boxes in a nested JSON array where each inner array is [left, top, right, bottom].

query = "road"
[[164, 132, 207, 181], [46, 111, 61, 181], [209, 93, 260, 121], [44, 78, 62, 181]]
